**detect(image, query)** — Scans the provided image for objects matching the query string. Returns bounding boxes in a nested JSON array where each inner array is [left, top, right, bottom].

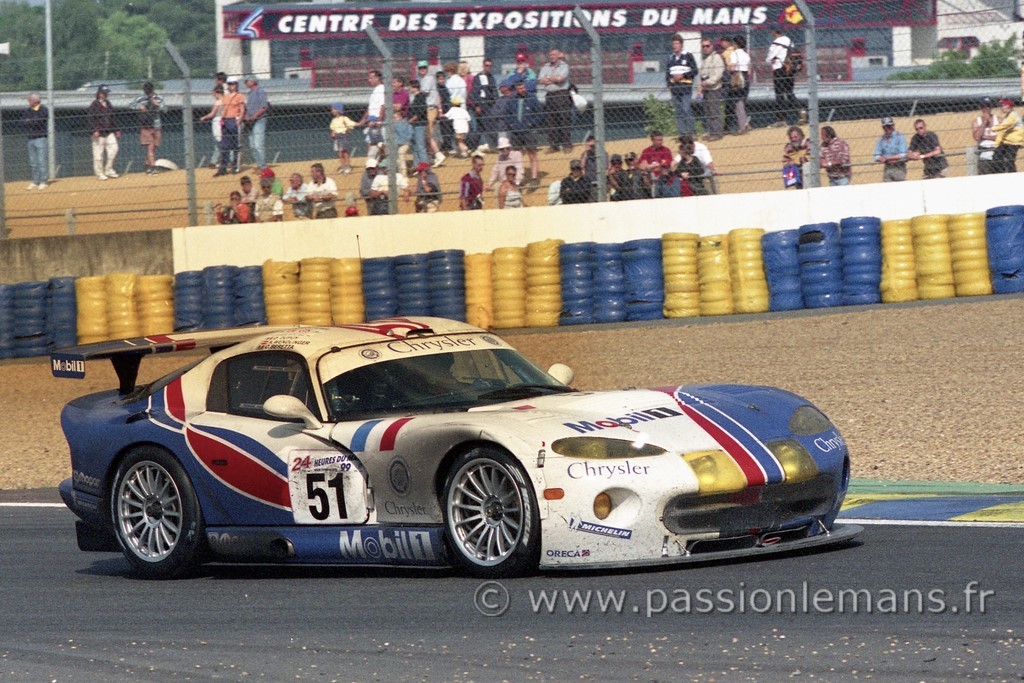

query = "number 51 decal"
[[286, 450, 369, 524]]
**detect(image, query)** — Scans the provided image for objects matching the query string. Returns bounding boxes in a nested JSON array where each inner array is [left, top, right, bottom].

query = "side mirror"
[[547, 363, 575, 386], [264, 395, 323, 430]]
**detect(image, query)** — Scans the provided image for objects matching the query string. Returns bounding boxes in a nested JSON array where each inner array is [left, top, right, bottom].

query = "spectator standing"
[[391, 77, 410, 117], [460, 153, 486, 210], [282, 172, 311, 219], [443, 97, 472, 158], [412, 162, 442, 213], [666, 34, 698, 136], [675, 135, 709, 196], [819, 125, 852, 186], [727, 35, 751, 134], [718, 37, 736, 133], [389, 109, 415, 173], [782, 126, 810, 189], [215, 190, 252, 224], [88, 84, 120, 180], [131, 81, 165, 175], [330, 102, 359, 174], [253, 177, 284, 222], [416, 59, 445, 167], [243, 76, 269, 170], [538, 48, 573, 153], [498, 165, 525, 209], [639, 130, 674, 179], [874, 116, 908, 182], [907, 118, 948, 179], [445, 62, 468, 104], [766, 29, 799, 127], [406, 80, 433, 170], [215, 77, 246, 176], [991, 98, 1024, 173], [469, 57, 499, 151], [198, 84, 225, 169], [491, 81, 516, 141], [972, 97, 1001, 175], [23, 93, 48, 190], [509, 52, 538, 93], [435, 71, 455, 155], [369, 158, 410, 214], [307, 162, 339, 218], [359, 70, 386, 161], [506, 79, 543, 185], [488, 137, 525, 189], [698, 38, 726, 141], [559, 159, 593, 204]]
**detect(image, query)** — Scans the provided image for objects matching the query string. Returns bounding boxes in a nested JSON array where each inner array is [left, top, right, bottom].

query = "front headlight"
[[551, 437, 667, 459], [789, 405, 834, 435], [682, 449, 747, 494], [768, 439, 819, 483]]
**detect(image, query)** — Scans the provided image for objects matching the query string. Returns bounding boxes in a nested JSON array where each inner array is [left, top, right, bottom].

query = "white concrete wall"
[[172, 173, 1022, 273]]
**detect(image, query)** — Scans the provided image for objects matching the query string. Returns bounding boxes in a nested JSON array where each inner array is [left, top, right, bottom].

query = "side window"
[[207, 352, 317, 420]]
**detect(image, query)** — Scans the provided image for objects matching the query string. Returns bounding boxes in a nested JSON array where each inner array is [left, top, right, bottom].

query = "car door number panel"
[[287, 450, 370, 524]]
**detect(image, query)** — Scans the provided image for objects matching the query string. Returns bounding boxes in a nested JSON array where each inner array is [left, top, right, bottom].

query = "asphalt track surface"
[[2, 504, 1022, 682]]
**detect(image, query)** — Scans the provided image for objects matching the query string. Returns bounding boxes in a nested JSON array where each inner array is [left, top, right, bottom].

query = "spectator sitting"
[[782, 126, 810, 189], [282, 172, 311, 219], [460, 153, 486, 210], [580, 133, 597, 183], [412, 162, 442, 213], [238, 175, 259, 213], [674, 135, 709, 195], [259, 167, 283, 195], [610, 151, 651, 200], [559, 159, 593, 204], [215, 190, 253, 224], [253, 177, 284, 222], [498, 164, 525, 209], [307, 162, 339, 219], [654, 160, 693, 198], [369, 158, 410, 214], [638, 130, 674, 178]]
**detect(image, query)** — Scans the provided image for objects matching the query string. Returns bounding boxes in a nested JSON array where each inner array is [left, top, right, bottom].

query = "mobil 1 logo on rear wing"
[[51, 354, 86, 379]]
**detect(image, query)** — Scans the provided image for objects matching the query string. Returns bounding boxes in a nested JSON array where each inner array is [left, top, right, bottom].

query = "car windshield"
[[321, 348, 573, 421]]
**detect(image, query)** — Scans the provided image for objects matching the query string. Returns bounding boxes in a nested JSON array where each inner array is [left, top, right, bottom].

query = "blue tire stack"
[[559, 242, 596, 325], [13, 281, 49, 358], [839, 216, 882, 305], [47, 277, 78, 350], [593, 243, 627, 323], [362, 257, 399, 320], [761, 230, 804, 311], [985, 205, 1024, 294], [202, 265, 238, 330], [798, 222, 844, 308], [428, 249, 466, 321], [622, 238, 664, 321], [395, 254, 432, 316], [174, 271, 203, 332], [233, 265, 266, 326], [0, 285, 14, 359]]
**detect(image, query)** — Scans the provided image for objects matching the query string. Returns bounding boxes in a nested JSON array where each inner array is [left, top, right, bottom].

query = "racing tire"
[[110, 446, 207, 579], [443, 448, 540, 578]]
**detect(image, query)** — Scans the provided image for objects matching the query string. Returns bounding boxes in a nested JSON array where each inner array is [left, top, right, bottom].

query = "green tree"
[[888, 37, 1019, 81], [98, 11, 171, 84], [0, 2, 45, 91]]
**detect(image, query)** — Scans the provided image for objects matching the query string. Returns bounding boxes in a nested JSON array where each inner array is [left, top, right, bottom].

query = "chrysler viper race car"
[[51, 317, 860, 578]]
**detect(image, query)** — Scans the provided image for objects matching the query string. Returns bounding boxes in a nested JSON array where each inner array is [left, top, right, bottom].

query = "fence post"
[[165, 40, 199, 227], [366, 24, 399, 215], [795, 0, 820, 189], [0, 90, 7, 239], [64, 208, 75, 235], [573, 6, 608, 203]]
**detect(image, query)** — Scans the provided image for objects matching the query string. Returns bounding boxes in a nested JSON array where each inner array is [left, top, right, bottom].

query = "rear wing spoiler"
[[50, 328, 285, 395]]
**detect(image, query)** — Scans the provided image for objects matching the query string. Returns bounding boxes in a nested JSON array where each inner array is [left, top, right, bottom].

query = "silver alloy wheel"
[[115, 460, 184, 563], [447, 457, 526, 566]]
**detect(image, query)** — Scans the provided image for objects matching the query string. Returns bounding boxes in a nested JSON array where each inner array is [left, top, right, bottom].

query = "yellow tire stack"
[[330, 258, 365, 325], [298, 257, 333, 326], [465, 253, 494, 329], [880, 219, 918, 303], [137, 275, 175, 337], [728, 228, 770, 314], [106, 273, 141, 341], [697, 234, 734, 316], [662, 233, 701, 318], [74, 276, 109, 344], [525, 239, 563, 328], [491, 247, 527, 329], [948, 212, 993, 297], [263, 260, 301, 325], [911, 214, 956, 300]]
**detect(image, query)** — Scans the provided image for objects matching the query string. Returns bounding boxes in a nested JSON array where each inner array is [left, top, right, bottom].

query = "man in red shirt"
[[460, 153, 485, 210], [638, 130, 674, 179]]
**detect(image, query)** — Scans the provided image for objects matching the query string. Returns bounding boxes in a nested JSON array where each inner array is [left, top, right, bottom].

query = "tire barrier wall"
[[10, 207, 1021, 358]]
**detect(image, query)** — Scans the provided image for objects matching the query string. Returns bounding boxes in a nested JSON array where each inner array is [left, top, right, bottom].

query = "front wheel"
[[443, 448, 540, 577], [110, 446, 206, 579]]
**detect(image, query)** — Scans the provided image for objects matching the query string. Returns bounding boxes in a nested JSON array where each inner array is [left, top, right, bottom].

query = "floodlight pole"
[[795, 0, 820, 188], [166, 41, 198, 226], [366, 24, 399, 214], [573, 6, 607, 202]]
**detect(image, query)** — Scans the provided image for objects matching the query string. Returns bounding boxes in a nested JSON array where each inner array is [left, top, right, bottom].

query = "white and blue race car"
[[52, 317, 859, 579]]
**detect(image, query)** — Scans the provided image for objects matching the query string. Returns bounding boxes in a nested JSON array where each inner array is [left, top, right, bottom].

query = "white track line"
[[842, 517, 1024, 529]]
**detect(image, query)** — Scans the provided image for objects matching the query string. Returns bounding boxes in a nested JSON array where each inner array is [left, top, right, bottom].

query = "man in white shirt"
[[359, 70, 386, 159], [282, 172, 311, 219], [766, 29, 800, 127], [368, 158, 410, 215], [307, 163, 339, 219]]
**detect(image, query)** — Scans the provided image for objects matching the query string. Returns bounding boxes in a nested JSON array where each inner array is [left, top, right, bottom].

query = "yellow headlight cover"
[[682, 450, 747, 494], [551, 437, 667, 459], [769, 439, 820, 483]]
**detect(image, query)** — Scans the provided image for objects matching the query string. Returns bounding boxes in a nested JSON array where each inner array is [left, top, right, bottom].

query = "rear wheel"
[[443, 448, 540, 577], [110, 446, 206, 579]]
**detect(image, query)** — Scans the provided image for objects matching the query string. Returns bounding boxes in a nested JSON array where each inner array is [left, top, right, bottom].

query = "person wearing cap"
[[412, 162, 442, 213], [874, 116, 908, 182], [460, 154, 487, 210], [407, 80, 431, 169], [259, 166, 283, 195], [560, 158, 593, 204], [666, 34, 698, 137], [215, 77, 246, 176], [243, 76, 269, 170], [129, 82, 165, 175], [907, 118, 948, 180], [539, 48, 573, 153], [359, 158, 381, 214], [469, 57, 499, 151], [23, 93, 49, 190], [972, 97, 1001, 175], [330, 102, 360, 174], [508, 51, 538, 94], [88, 84, 120, 180], [369, 158, 410, 215], [488, 137, 525, 189], [282, 172, 311, 219], [308, 162, 339, 219], [505, 79, 543, 186], [617, 151, 652, 200], [990, 99, 1024, 173], [253, 177, 284, 223], [443, 95, 471, 158], [819, 126, 852, 186]]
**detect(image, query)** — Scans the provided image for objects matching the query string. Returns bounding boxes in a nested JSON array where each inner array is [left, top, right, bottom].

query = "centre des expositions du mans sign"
[[222, 0, 936, 40]]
